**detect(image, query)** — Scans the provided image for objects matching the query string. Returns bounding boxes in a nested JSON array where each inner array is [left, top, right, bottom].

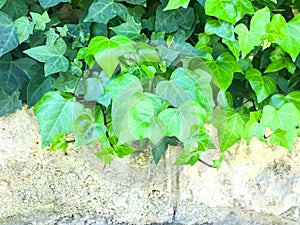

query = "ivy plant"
[[0, 0, 300, 168]]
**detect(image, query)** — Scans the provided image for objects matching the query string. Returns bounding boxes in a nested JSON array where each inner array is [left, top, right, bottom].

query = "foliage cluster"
[[1, 0, 300, 167]]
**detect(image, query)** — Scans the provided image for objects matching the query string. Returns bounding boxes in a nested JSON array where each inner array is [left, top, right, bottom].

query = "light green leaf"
[[24, 38, 69, 76], [262, 14, 287, 43], [158, 100, 206, 142], [285, 92, 300, 111], [277, 14, 300, 61], [84, 0, 127, 24], [14, 16, 34, 44], [269, 128, 289, 150], [156, 68, 214, 119], [205, 19, 234, 40], [246, 68, 276, 103], [30, 11, 50, 31], [244, 111, 266, 144], [0, 12, 18, 57], [205, 0, 254, 24], [213, 109, 248, 151], [84, 35, 135, 77], [234, 7, 270, 57], [201, 52, 242, 91], [94, 148, 114, 164], [110, 15, 142, 39], [112, 92, 165, 144], [164, 0, 190, 10], [49, 134, 68, 151], [111, 144, 136, 158], [33, 91, 85, 147], [105, 74, 143, 101], [155, 4, 194, 32], [38, 0, 69, 8], [265, 58, 296, 74], [174, 149, 201, 166], [73, 110, 106, 146], [222, 39, 240, 59], [213, 154, 225, 170], [0, 89, 21, 117], [262, 103, 298, 150]]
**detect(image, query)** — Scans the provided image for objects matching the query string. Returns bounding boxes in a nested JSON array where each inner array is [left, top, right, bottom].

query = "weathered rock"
[[0, 108, 300, 225]]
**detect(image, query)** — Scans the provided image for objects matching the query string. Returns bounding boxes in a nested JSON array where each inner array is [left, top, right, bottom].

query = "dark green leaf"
[[0, 12, 18, 57], [1, 0, 28, 20], [38, 0, 69, 8], [27, 65, 53, 108], [155, 4, 194, 32], [0, 89, 21, 116], [84, 0, 127, 24], [0, 54, 35, 94], [110, 15, 142, 39]]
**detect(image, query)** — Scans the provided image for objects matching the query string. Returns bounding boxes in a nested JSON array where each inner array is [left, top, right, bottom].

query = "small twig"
[[100, 105, 110, 140], [198, 158, 217, 168]]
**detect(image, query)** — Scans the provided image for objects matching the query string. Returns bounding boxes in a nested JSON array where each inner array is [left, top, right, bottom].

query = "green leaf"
[[73, 110, 106, 146], [94, 148, 114, 164], [14, 16, 34, 44], [116, 0, 146, 5], [105, 74, 143, 101], [164, 0, 190, 10], [30, 11, 51, 31], [244, 111, 266, 144], [112, 92, 166, 144], [205, 0, 254, 24], [155, 4, 194, 32], [174, 149, 200, 166], [213, 154, 225, 170], [33, 91, 84, 147], [156, 68, 215, 119], [277, 14, 300, 61], [84, 0, 127, 24], [110, 15, 142, 39], [213, 109, 248, 151], [38, 0, 69, 8], [0, 0, 7, 9], [52, 72, 79, 92], [201, 52, 242, 91], [1, 0, 28, 20], [0, 54, 35, 94], [49, 134, 68, 151], [246, 68, 276, 103], [0, 89, 21, 116], [24, 38, 69, 76], [0, 12, 18, 58], [285, 91, 300, 111], [262, 14, 287, 43], [205, 19, 234, 40], [234, 7, 270, 57], [111, 144, 136, 158], [158, 100, 206, 142], [222, 39, 240, 59], [84, 35, 135, 77], [27, 65, 53, 108], [262, 103, 298, 150], [150, 137, 177, 164], [269, 128, 289, 150]]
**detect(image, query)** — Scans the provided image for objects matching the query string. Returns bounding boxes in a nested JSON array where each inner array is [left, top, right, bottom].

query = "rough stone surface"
[[0, 107, 300, 225]]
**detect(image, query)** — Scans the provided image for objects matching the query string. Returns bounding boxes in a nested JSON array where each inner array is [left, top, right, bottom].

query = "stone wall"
[[0, 107, 300, 225]]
